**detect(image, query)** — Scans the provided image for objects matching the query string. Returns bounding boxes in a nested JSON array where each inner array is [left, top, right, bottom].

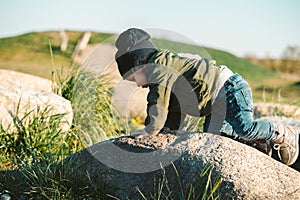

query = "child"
[[114, 28, 299, 166]]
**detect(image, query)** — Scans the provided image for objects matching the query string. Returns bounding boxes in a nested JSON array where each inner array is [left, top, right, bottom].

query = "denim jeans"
[[206, 74, 275, 140]]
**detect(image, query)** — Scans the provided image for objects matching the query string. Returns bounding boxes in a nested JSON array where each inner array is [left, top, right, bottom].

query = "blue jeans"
[[218, 74, 275, 140]]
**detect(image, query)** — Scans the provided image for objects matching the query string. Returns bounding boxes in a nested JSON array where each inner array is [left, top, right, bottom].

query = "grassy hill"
[[0, 31, 298, 104], [0, 31, 113, 78]]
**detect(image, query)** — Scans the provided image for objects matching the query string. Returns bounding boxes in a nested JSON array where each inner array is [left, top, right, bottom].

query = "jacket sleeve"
[[144, 65, 178, 134]]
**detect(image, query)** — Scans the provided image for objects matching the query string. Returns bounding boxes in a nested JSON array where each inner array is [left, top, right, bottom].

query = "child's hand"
[[131, 129, 149, 138]]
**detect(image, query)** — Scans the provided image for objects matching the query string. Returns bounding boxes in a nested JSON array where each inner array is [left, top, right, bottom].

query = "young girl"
[[114, 28, 299, 166]]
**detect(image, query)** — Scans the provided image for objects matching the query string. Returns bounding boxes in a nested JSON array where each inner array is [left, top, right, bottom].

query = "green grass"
[[0, 157, 108, 199], [52, 65, 140, 145], [137, 163, 221, 200], [0, 103, 81, 169]]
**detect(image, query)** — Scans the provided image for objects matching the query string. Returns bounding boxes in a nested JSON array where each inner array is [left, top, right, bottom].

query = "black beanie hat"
[[115, 28, 156, 78]]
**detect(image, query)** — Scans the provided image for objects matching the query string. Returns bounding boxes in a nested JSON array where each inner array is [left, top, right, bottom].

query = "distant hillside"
[[0, 31, 113, 78], [0, 30, 298, 104]]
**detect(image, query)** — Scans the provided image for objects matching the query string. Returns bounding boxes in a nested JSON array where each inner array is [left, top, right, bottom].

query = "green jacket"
[[144, 49, 221, 134]]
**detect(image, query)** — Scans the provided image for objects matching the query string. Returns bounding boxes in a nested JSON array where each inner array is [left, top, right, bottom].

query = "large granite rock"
[[63, 132, 300, 199], [0, 84, 72, 132]]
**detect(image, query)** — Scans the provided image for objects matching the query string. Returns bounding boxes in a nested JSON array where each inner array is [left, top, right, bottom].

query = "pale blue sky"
[[0, 0, 299, 58]]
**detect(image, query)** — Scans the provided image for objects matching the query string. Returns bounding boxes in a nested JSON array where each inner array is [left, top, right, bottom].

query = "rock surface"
[[260, 116, 300, 129], [0, 84, 72, 132], [64, 131, 300, 199], [0, 69, 53, 92]]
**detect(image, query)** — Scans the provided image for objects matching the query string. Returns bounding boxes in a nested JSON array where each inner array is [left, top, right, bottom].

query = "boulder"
[[0, 84, 72, 132], [63, 131, 300, 199], [0, 69, 53, 92]]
